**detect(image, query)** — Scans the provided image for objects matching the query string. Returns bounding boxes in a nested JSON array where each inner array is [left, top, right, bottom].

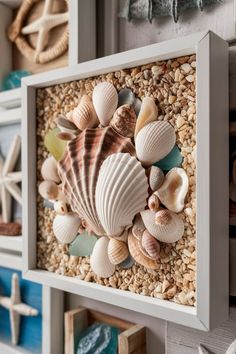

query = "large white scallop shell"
[[92, 82, 118, 126], [156, 167, 189, 213], [95, 153, 149, 237], [141, 209, 184, 243], [90, 236, 115, 278], [135, 121, 176, 166], [53, 213, 81, 244]]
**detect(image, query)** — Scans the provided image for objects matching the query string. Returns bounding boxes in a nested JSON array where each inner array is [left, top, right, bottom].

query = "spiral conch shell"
[[92, 82, 118, 126], [95, 153, 149, 237], [134, 97, 158, 139], [71, 95, 99, 130], [108, 238, 129, 265], [156, 167, 189, 213], [58, 127, 135, 235], [110, 104, 136, 138], [135, 121, 176, 166], [90, 237, 115, 278]]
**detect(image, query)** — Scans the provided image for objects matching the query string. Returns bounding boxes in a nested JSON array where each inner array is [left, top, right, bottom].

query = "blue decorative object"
[[76, 322, 119, 354], [155, 145, 182, 171], [2, 70, 31, 91], [119, 255, 135, 269]]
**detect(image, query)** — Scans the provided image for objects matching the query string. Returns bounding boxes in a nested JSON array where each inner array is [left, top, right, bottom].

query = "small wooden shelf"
[[0, 235, 22, 252], [0, 88, 21, 109]]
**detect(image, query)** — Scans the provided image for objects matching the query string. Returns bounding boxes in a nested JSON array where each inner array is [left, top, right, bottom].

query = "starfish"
[[21, 0, 69, 60], [0, 135, 22, 223], [0, 273, 38, 345]]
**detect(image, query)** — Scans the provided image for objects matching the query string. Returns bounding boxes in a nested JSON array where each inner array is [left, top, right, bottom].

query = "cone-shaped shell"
[[128, 231, 159, 269], [95, 153, 149, 237], [156, 167, 188, 213], [108, 238, 129, 265], [149, 166, 164, 191], [92, 82, 118, 126], [132, 214, 145, 240], [110, 104, 136, 138], [135, 121, 176, 166], [141, 209, 184, 243], [134, 97, 158, 139], [90, 237, 115, 278], [53, 213, 81, 244], [58, 127, 135, 235], [141, 230, 160, 259], [41, 156, 60, 183], [72, 95, 99, 131]]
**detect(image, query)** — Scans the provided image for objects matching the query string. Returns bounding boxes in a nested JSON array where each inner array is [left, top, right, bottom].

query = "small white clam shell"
[[149, 166, 164, 191], [135, 121, 176, 166], [38, 180, 59, 200], [90, 237, 115, 278], [134, 97, 158, 139], [41, 156, 60, 183], [92, 82, 118, 126], [53, 213, 81, 244], [156, 167, 189, 213]]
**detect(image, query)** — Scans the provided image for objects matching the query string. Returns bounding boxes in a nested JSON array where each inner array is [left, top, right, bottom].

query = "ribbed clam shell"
[[134, 97, 158, 139], [53, 213, 80, 244], [141, 209, 184, 243], [41, 155, 60, 183], [110, 104, 136, 138], [135, 121, 176, 166], [90, 237, 115, 278], [149, 166, 164, 191], [128, 231, 159, 269], [141, 230, 160, 259], [132, 214, 145, 240], [58, 127, 135, 235], [156, 167, 188, 212], [108, 238, 129, 265], [95, 153, 148, 237], [92, 82, 118, 126], [72, 95, 99, 131]]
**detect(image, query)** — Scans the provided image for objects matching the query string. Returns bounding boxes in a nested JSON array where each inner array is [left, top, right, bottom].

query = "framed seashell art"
[[22, 31, 228, 331]]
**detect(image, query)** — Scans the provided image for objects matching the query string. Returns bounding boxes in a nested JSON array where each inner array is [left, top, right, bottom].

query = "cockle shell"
[[72, 95, 99, 131], [135, 121, 176, 166], [90, 237, 115, 278], [56, 115, 78, 134], [148, 193, 160, 212], [41, 156, 60, 183], [58, 127, 135, 235], [54, 200, 68, 215], [95, 153, 149, 237], [128, 231, 159, 269], [38, 180, 59, 200], [110, 104, 136, 138], [134, 97, 158, 139], [141, 230, 160, 260], [132, 214, 145, 240], [108, 238, 129, 265], [52, 213, 81, 244], [92, 82, 118, 126], [156, 167, 189, 212], [149, 166, 164, 191], [141, 209, 184, 243]]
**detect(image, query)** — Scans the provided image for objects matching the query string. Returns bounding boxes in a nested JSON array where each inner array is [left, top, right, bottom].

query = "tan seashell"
[[108, 238, 129, 265], [141, 209, 184, 243], [58, 127, 135, 236], [72, 95, 99, 131], [149, 166, 164, 191], [141, 230, 160, 260], [41, 156, 60, 183], [132, 214, 145, 240], [110, 104, 136, 138], [38, 180, 59, 200], [90, 236, 115, 278], [134, 97, 158, 139], [148, 193, 160, 212], [54, 200, 68, 215], [156, 167, 188, 212], [128, 231, 159, 269], [57, 132, 76, 141], [135, 121, 176, 166], [53, 213, 81, 244], [92, 82, 118, 126]]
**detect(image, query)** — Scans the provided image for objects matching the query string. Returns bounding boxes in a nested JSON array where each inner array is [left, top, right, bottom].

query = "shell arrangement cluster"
[[37, 55, 196, 307]]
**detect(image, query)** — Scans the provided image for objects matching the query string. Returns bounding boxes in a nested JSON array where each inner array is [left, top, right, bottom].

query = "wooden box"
[[64, 307, 146, 354]]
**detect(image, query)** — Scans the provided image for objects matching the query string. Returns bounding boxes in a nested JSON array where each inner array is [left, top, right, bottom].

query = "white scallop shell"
[[41, 156, 60, 183], [53, 213, 81, 244], [95, 153, 149, 237], [156, 167, 189, 212], [135, 121, 176, 166], [134, 97, 158, 139], [90, 236, 115, 278], [92, 82, 118, 126], [141, 209, 184, 243], [149, 166, 164, 191]]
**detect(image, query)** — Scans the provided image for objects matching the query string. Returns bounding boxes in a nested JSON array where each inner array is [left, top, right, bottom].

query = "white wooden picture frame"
[[22, 31, 229, 331]]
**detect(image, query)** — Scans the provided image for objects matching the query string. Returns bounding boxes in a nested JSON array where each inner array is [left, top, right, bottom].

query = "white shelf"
[[0, 235, 22, 252], [0, 107, 21, 125], [0, 252, 22, 270], [0, 342, 29, 354], [0, 88, 21, 109]]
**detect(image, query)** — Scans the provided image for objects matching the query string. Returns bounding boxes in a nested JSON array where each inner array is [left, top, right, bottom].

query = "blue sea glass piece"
[[2, 70, 31, 91], [119, 255, 135, 269], [69, 232, 97, 257], [76, 323, 119, 354], [155, 145, 183, 171]]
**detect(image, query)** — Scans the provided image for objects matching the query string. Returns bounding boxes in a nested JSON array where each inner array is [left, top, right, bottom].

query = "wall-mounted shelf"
[[0, 236, 22, 253], [0, 88, 21, 109]]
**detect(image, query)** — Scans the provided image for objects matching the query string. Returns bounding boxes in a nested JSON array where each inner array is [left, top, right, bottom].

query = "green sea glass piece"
[[155, 145, 182, 171], [69, 232, 98, 257], [44, 128, 67, 161]]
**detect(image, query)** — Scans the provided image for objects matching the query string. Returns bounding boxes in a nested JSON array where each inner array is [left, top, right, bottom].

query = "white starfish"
[[21, 0, 69, 58], [0, 273, 38, 345], [0, 135, 22, 223]]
